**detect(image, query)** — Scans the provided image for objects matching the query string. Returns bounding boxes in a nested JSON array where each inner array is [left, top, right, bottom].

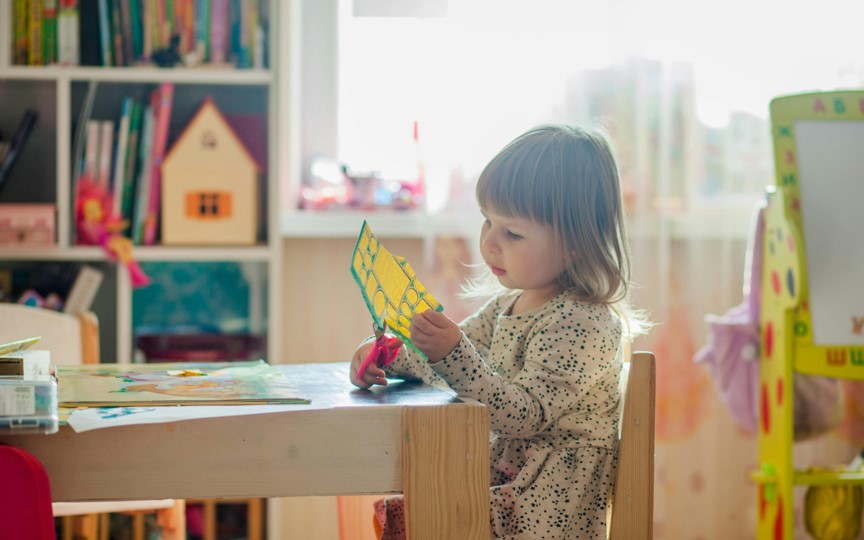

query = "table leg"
[[402, 403, 489, 540]]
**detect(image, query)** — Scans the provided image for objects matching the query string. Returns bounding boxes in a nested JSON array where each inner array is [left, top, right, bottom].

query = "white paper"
[[795, 120, 864, 345]]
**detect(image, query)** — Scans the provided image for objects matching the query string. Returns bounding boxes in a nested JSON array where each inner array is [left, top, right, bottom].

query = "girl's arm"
[[429, 313, 621, 438], [382, 295, 504, 382]]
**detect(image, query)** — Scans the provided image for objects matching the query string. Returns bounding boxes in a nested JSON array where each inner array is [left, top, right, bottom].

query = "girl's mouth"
[[490, 265, 505, 276]]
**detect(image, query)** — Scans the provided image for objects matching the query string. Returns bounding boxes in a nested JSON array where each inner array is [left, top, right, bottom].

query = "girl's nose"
[[481, 230, 501, 254]]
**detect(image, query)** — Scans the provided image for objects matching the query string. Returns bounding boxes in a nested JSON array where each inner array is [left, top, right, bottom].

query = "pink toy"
[[75, 177, 151, 288]]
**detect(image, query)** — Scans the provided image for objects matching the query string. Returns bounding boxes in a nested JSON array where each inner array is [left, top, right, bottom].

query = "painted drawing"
[[58, 360, 309, 406]]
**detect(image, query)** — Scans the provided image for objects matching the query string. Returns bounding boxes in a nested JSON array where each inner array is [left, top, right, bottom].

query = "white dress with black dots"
[[378, 289, 623, 540]]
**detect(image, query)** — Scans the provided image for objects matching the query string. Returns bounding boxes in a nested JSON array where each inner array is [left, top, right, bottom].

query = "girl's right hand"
[[349, 340, 388, 389]]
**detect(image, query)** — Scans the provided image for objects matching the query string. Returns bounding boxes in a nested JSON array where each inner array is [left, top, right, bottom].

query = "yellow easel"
[[754, 90, 864, 538]]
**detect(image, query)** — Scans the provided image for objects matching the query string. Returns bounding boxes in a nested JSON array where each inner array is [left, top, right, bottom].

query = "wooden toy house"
[[161, 97, 261, 245]]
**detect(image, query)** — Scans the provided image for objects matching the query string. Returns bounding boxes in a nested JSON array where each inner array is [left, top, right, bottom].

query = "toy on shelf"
[[753, 90, 864, 539], [75, 176, 150, 288]]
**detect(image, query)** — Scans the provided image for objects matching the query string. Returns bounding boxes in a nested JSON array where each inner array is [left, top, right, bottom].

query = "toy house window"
[[186, 192, 233, 219]]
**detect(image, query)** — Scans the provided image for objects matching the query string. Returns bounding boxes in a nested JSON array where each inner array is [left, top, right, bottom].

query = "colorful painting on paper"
[[350, 221, 443, 348], [57, 360, 309, 406]]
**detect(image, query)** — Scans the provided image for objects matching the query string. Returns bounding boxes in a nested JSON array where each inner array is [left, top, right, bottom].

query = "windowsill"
[[279, 208, 753, 240]]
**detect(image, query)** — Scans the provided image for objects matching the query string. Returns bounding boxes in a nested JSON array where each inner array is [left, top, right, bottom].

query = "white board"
[[795, 120, 864, 345]]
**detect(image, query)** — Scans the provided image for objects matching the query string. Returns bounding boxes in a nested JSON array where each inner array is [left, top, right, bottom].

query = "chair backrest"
[[0, 304, 99, 365], [609, 351, 656, 540]]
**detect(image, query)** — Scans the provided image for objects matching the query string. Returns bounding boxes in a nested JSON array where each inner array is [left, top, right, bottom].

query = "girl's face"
[[480, 207, 566, 305]]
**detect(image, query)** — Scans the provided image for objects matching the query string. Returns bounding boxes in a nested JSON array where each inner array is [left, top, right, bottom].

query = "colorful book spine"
[[111, 97, 132, 217], [127, 0, 142, 61], [56, 0, 79, 65], [116, 0, 133, 66], [13, 0, 29, 65], [41, 0, 58, 65], [132, 103, 155, 244], [83, 119, 100, 183], [143, 83, 174, 246], [97, 120, 114, 190], [194, 0, 210, 62], [28, 0, 44, 65], [209, 0, 228, 64], [96, 0, 112, 65], [109, 0, 124, 66], [121, 101, 143, 227]]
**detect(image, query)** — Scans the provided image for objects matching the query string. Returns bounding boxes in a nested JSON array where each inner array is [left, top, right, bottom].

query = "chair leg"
[[61, 516, 73, 540], [73, 514, 98, 540], [98, 513, 110, 540], [247, 498, 264, 540]]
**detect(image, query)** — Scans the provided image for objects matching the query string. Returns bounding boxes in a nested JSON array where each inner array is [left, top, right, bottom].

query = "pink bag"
[[694, 201, 843, 440]]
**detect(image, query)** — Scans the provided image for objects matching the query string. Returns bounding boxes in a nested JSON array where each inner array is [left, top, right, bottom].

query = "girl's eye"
[[506, 230, 523, 240]]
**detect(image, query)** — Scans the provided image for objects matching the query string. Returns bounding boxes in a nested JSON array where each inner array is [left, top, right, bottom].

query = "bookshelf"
[[0, 0, 284, 370]]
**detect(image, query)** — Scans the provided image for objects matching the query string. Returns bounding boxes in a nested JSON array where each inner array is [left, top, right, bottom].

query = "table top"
[[276, 362, 459, 409]]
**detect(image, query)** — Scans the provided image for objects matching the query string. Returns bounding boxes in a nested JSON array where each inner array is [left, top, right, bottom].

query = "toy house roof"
[[163, 97, 264, 172]]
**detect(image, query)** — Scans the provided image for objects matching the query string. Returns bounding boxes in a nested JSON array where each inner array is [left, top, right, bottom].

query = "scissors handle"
[[355, 333, 403, 380]]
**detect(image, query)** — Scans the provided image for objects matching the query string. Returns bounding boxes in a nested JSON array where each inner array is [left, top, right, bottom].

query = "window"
[[296, 0, 864, 219]]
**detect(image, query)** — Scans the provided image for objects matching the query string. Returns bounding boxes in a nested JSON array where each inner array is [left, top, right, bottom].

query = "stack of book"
[[12, 0, 268, 69], [74, 83, 174, 245]]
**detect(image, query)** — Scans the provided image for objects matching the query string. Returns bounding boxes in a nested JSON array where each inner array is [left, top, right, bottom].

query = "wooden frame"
[[609, 351, 656, 540]]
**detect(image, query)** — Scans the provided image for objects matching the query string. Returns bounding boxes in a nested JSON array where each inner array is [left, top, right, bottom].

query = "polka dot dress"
[[380, 289, 623, 539]]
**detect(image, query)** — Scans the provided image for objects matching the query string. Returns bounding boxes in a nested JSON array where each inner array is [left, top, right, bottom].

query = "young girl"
[[350, 124, 644, 539]]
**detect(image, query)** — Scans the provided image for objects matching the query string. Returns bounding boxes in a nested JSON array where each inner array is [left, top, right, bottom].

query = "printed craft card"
[[58, 360, 309, 406]]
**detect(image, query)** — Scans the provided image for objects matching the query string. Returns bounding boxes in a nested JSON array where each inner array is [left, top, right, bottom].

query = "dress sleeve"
[[430, 311, 621, 438], [382, 296, 503, 384]]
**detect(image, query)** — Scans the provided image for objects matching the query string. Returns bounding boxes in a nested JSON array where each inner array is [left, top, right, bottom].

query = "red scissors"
[[356, 321, 403, 380]]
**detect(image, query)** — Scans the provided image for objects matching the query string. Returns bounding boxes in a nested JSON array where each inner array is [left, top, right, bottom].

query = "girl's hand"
[[409, 310, 461, 363], [350, 340, 388, 389]]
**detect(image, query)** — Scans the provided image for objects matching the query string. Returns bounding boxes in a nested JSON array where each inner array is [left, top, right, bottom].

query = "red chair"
[[0, 444, 55, 540]]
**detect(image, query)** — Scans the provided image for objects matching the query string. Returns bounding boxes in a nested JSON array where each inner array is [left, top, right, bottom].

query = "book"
[[28, 0, 44, 65], [13, 0, 28, 65], [57, 0, 79, 66], [132, 103, 155, 244], [42, 0, 58, 65], [121, 100, 143, 225], [57, 360, 310, 406], [0, 109, 38, 190], [63, 265, 104, 315], [109, 0, 125, 66], [97, 119, 114, 190], [116, 0, 133, 66], [143, 83, 174, 245], [77, 0, 100, 65], [210, 0, 228, 64], [96, 0, 112, 65], [194, 0, 211, 62], [83, 119, 100, 183], [127, 0, 142, 61], [111, 96, 132, 217]]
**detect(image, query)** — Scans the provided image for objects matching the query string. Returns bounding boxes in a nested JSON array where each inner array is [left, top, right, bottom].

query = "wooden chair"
[[609, 350, 656, 540], [0, 303, 185, 540]]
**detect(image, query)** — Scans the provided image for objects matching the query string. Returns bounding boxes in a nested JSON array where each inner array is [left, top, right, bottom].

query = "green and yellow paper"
[[350, 221, 442, 348]]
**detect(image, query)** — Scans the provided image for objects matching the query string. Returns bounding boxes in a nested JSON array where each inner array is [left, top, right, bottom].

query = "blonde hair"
[[470, 124, 647, 335]]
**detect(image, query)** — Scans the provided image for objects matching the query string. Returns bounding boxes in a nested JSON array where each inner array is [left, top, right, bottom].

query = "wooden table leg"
[[402, 403, 489, 540]]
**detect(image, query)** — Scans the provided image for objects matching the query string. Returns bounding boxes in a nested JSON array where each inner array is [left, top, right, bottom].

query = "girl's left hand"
[[409, 310, 461, 363]]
